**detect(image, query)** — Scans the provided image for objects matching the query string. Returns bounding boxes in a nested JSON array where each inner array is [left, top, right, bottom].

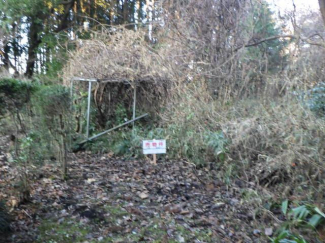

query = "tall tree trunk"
[[116, 0, 123, 24], [90, 0, 97, 20], [1, 42, 19, 75], [25, 18, 43, 77], [56, 0, 75, 33], [2, 43, 11, 70], [319, 0, 325, 26], [123, 0, 129, 24]]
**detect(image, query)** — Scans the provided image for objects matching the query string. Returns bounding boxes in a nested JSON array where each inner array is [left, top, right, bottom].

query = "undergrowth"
[[270, 201, 325, 242], [0, 201, 11, 234], [87, 125, 228, 166], [85, 82, 325, 242], [36, 205, 216, 243]]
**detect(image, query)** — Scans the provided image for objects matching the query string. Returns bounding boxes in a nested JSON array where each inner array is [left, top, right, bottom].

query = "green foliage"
[[14, 136, 34, 201], [271, 230, 307, 243], [0, 0, 47, 19], [33, 85, 72, 179], [244, 2, 289, 73], [272, 202, 325, 242], [0, 78, 38, 114], [289, 204, 325, 228], [114, 104, 128, 125], [33, 85, 72, 145], [0, 201, 11, 234], [18, 136, 33, 159], [0, 0, 148, 77], [35, 85, 71, 118], [36, 219, 92, 243], [87, 123, 228, 166], [205, 131, 228, 162], [282, 200, 289, 216], [306, 82, 325, 116]]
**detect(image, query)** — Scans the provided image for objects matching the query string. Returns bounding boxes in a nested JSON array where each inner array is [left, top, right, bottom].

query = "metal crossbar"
[[79, 113, 148, 144], [71, 77, 146, 145]]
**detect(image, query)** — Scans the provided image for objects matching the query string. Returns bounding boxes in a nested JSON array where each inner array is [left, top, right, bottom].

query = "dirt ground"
[[1, 144, 276, 242]]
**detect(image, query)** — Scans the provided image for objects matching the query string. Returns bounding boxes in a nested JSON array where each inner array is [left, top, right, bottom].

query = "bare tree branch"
[[243, 35, 297, 48], [235, 34, 325, 52]]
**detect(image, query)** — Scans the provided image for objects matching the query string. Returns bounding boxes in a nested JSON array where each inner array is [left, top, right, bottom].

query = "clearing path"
[[1, 152, 271, 242]]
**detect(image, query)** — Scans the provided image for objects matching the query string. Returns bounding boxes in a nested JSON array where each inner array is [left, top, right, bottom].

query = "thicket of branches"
[[0, 0, 325, 241], [63, 0, 292, 128], [63, 27, 174, 126], [159, 0, 291, 98]]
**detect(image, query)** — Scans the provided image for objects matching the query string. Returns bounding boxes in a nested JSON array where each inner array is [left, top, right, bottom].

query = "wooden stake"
[[153, 154, 157, 165]]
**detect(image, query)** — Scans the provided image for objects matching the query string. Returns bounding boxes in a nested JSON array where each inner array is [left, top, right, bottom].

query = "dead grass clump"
[[161, 80, 221, 127], [222, 99, 325, 198], [163, 78, 324, 199]]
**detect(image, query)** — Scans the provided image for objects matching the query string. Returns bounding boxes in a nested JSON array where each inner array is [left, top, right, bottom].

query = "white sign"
[[143, 140, 166, 154]]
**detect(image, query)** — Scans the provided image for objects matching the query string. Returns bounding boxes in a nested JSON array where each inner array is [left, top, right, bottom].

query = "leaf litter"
[[0, 151, 273, 242]]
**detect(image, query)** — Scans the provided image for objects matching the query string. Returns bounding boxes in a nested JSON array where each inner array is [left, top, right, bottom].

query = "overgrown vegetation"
[[306, 82, 325, 116], [34, 85, 72, 178], [36, 207, 216, 243], [1, 0, 325, 242], [0, 201, 11, 234], [0, 78, 74, 202], [269, 201, 325, 242], [67, 1, 324, 241]]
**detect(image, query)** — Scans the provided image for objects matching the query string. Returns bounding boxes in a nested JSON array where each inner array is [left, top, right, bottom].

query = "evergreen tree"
[[0, 0, 147, 78], [245, 2, 289, 73]]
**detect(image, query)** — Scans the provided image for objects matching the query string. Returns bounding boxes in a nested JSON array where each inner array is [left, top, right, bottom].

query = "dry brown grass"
[[159, 75, 325, 200], [223, 99, 324, 195], [61, 26, 191, 124], [63, 27, 173, 84], [60, 2, 325, 203]]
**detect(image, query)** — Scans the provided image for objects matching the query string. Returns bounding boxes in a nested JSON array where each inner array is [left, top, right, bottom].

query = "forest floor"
[[0, 145, 276, 242]]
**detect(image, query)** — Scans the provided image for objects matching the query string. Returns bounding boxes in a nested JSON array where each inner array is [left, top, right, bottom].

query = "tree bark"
[[56, 0, 75, 33], [123, 0, 129, 24], [319, 0, 325, 26], [25, 18, 43, 77], [2, 43, 11, 70]]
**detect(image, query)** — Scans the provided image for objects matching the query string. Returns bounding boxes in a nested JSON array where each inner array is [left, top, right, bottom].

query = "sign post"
[[143, 139, 166, 165]]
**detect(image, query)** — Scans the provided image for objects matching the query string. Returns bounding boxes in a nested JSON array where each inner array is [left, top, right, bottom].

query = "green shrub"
[[34, 85, 71, 123], [271, 230, 307, 243], [0, 78, 38, 115], [306, 82, 325, 116], [271, 202, 325, 243], [33, 85, 73, 179], [87, 124, 228, 166], [205, 131, 228, 162], [114, 104, 128, 125]]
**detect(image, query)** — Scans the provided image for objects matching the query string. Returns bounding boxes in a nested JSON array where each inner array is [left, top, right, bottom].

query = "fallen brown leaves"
[[1, 150, 273, 242]]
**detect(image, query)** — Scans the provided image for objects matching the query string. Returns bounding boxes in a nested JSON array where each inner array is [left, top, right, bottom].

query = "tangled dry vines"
[[62, 27, 186, 126], [63, 27, 175, 84]]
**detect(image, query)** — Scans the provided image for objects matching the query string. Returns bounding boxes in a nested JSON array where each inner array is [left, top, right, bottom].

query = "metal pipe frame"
[[79, 113, 148, 144]]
